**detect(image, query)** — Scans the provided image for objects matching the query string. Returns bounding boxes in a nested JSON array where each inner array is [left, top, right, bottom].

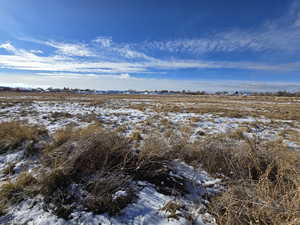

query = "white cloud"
[[143, 59, 300, 72], [119, 73, 130, 79], [0, 42, 42, 59], [30, 49, 43, 54], [36, 72, 132, 80], [45, 41, 94, 57], [115, 46, 151, 60], [1, 1, 299, 91], [143, 24, 300, 55], [94, 36, 112, 47], [92, 37, 156, 61], [141, 2, 300, 55], [0, 44, 148, 73], [0, 42, 17, 53], [0, 42, 300, 76], [4, 2, 300, 80]]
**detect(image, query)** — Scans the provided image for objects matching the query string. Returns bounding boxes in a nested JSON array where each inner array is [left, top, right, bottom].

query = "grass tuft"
[[193, 135, 300, 225], [0, 172, 38, 213], [0, 121, 48, 154]]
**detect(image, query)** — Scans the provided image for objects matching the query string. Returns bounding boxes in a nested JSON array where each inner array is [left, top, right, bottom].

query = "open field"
[[0, 92, 299, 225]]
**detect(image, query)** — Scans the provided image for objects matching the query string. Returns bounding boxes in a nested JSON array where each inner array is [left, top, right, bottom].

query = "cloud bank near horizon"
[[1, 73, 300, 93]]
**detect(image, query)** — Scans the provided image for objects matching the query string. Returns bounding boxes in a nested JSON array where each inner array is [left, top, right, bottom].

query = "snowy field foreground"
[[0, 92, 299, 225]]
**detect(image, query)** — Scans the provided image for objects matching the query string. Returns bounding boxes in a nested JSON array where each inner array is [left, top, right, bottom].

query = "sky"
[[0, 0, 300, 92]]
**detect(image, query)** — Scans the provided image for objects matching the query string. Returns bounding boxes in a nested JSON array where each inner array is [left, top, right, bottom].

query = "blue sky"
[[0, 0, 300, 91]]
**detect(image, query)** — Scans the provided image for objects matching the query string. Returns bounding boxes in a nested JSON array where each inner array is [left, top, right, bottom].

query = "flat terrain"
[[0, 92, 299, 225], [1, 92, 299, 148]]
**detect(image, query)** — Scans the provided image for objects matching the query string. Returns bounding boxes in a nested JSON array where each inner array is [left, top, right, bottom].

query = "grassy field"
[[0, 92, 299, 225]]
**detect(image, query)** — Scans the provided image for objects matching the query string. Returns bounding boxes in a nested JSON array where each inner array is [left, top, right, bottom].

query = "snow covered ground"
[[0, 98, 299, 148], [0, 160, 221, 225], [0, 94, 299, 225]]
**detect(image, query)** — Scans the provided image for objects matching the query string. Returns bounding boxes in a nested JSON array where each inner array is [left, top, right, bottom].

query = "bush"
[[40, 130, 188, 218], [40, 130, 135, 218]]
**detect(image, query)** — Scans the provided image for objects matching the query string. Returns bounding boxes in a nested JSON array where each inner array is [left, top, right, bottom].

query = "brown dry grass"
[[0, 172, 38, 212], [2, 163, 16, 176], [46, 123, 103, 151], [1, 91, 300, 121], [189, 134, 300, 225], [0, 121, 47, 154], [39, 128, 300, 224], [278, 129, 300, 145], [137, 131, 300, 225], [40, 130, 135, 218], [160, 200, 183, 220], [130, 131, 143, 141], [39, 128, 190, 218]]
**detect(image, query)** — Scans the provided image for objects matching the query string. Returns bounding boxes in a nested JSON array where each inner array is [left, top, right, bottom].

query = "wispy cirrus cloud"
[[141, 26, 300, 56], [2, 1, 300, 81], [0, 42, 146, 73], [0, 42, 37, 57], [36, 72, 132, 80], [92, 36, 156, 61], [140, 2, 300, 56], [94, 36, 112, 48], [44, 41, 94, 57], [144, 59, 300, 72], [2, 41, 300, 75], [1, 41, 300, 77]]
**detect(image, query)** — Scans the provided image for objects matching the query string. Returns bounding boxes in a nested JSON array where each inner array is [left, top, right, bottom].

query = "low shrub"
[[40, 130, 134, 218], [40, 130, 188, 218]]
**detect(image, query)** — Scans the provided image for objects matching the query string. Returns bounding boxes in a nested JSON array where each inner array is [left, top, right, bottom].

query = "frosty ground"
[[0, 92, 299, 225]]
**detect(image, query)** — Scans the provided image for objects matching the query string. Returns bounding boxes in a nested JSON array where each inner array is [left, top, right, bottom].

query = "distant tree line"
[[0, 86, 299, 96], [251, 91, 300, 97]]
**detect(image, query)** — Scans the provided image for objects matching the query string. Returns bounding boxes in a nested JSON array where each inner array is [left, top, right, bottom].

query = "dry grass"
[[38, 127, 300, 223], [115, 125, 129, 133], [46, 123, 103, 151], [278, 129, 300, 145], [122, 95, 298, 123], [0, 92, 299, 222], [190, 117, 202, 123], [83, 174, 136, 215], [160, 118, 173, 128], [39, 129, 190, 218], [136, 131, 300, 225], [2, 163, 16, 176], [129, 103, 148, 111], [160, 200, 183, 220], [78, 113, 99, 123], [130, 131, 143, 141], [50, 111, 73, 120], [210, 179, 300, 225], [40, 130, 134, 218], [188, 134, 300, 225], [0, 121, 47, 154], [0, 203, 6, 216], [0, 172, 38, 211], [139, 135, 170, 159]]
